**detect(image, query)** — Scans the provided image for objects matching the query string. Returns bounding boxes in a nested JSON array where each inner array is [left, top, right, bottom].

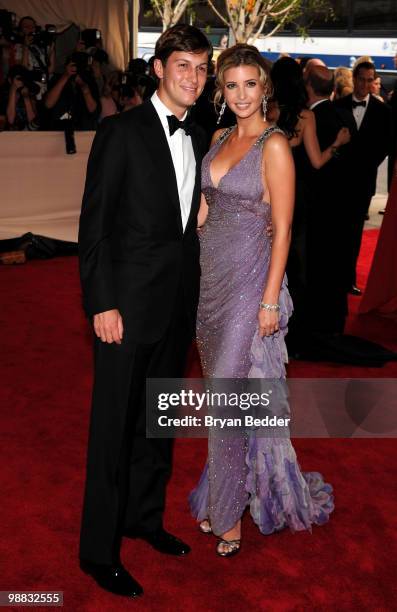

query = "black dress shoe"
[[349, 285, 362, 296], [80, 560, 143, 597], [128, 528, 191, 556]]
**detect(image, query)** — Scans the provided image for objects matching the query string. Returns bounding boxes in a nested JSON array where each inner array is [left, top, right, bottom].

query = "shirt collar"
[[151, 91, 188, 134], [309, 98, 328, 110], [352, 93, 370, 104]]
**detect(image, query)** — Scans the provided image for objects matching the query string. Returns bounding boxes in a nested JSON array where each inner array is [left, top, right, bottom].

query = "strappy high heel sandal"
[[199, 519, 212, 534], [216, 538, 241, 558]]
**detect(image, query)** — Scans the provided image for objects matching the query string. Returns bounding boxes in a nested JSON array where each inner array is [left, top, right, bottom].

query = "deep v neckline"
[[209, 126, 263, 190]]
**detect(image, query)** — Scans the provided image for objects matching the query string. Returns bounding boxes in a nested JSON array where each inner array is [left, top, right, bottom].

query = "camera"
[[81, 28, 101, 50], [0, 9, 17, 43], [9, 65, 41, 97], [68, 51, 93, 81], [31, 24, 57, 49]]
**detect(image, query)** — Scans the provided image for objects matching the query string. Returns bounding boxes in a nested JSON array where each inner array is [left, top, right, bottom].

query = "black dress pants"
[[79, 302, 192, 565], [349, 192, 372, 287]]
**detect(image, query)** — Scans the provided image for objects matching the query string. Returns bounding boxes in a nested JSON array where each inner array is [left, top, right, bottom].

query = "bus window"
[[353, 0, 397, 30]]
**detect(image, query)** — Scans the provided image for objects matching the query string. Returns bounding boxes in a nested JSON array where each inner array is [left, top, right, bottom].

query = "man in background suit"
[[78, 25, 211, 598], [335, 61, 391, 295], [303, 65, 356, 336]]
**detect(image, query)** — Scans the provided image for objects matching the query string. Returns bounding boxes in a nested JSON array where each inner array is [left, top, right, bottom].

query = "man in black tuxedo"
[[78, 25, 211, 598], [304, 65, 356, 335], [335, 61, 391, 295]]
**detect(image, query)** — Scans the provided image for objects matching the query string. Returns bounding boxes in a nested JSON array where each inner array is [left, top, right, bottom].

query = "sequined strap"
[[214, 125, 236, 146], [256, 125, 285, 146]]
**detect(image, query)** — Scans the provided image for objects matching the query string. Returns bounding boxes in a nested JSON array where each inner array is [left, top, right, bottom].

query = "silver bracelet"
[[259, 302, 280, 311]]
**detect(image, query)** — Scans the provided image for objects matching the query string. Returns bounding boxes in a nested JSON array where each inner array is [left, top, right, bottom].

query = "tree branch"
[[208, 0, 230, 27], [268, 0, 300, 18]]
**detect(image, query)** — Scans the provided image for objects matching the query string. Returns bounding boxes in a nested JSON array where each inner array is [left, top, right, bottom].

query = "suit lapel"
[[138, 100, 183, 233], [185, 123, 202, 232]]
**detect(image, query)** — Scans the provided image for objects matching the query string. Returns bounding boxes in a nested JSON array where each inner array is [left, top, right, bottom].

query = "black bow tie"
[[352, 100, 367, 109], [167, 114, 193, 136]]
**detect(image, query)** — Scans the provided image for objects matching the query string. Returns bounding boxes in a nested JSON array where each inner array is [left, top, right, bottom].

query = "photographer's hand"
[[65, 61, 78, 79], [76, 76, 98, 113], [22, 91, 37, 123], [75, 75, 86, 88], [11, 77, 24, 92], [44, 65, 74, 109]]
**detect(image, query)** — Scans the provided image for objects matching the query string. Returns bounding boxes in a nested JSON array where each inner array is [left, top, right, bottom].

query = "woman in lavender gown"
[[189, 45, 334, 557]]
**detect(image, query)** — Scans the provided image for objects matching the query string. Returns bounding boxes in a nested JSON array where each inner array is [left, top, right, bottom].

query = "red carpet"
[[1, 228, 396, 611]]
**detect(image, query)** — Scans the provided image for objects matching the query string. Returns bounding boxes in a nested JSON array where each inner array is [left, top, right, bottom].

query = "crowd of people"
[[0, 15, 157, 131]]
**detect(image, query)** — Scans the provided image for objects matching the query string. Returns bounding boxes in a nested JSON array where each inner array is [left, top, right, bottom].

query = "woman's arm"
[[44, 73, 68, 108], [6, 83, 19, 125], [259, 133, 295, 337], [197, 193, 208, 228], [77, 77, 98, 114], [302, 109, 350, 169], [22, 91, 36, 123]]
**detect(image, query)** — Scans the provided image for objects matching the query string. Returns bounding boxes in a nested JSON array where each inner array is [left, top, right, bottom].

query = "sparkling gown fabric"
[[189, 126, 334, 536]]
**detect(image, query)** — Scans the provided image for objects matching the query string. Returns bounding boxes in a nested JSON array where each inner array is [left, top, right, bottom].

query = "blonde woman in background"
[[333, 66, 353, 100]]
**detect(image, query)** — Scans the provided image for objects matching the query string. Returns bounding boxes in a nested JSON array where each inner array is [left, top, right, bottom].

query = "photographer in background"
[[44, 52, 100, 130], [14, 16, 56, 78], [119, 77, 144, 112], [0, 64, 39, 130], [99, 70, 121, 119]]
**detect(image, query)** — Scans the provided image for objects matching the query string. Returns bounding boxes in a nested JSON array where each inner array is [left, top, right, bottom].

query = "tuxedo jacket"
[[335, 93, 391, 197], [78, 99, 207, 343]]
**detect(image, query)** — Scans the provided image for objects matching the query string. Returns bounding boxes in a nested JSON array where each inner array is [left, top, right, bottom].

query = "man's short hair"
[[306, 66, 334, 97], [155, 24, 212, 65], [353, 61, 375, 78]]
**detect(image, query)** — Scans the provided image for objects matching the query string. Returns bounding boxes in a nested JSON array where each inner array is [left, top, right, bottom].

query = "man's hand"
[[64, 61, 78, 79], [93, 309, 123, 344], [11, 76, 24, 91], [75, 75, 87, 89]]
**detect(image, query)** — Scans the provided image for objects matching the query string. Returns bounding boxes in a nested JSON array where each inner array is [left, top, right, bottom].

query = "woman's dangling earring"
[[262, 95, 268, 121], [217, 100, 226, 125]]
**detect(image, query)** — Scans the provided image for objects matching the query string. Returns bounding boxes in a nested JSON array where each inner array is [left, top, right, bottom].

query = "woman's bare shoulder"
[[263, 129, 289, 150], [210, 127, 230, 147]]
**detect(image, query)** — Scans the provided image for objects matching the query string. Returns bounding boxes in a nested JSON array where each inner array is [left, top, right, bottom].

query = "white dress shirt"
[[352, 93, 370, 130], [151, 91, 195, 232]]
